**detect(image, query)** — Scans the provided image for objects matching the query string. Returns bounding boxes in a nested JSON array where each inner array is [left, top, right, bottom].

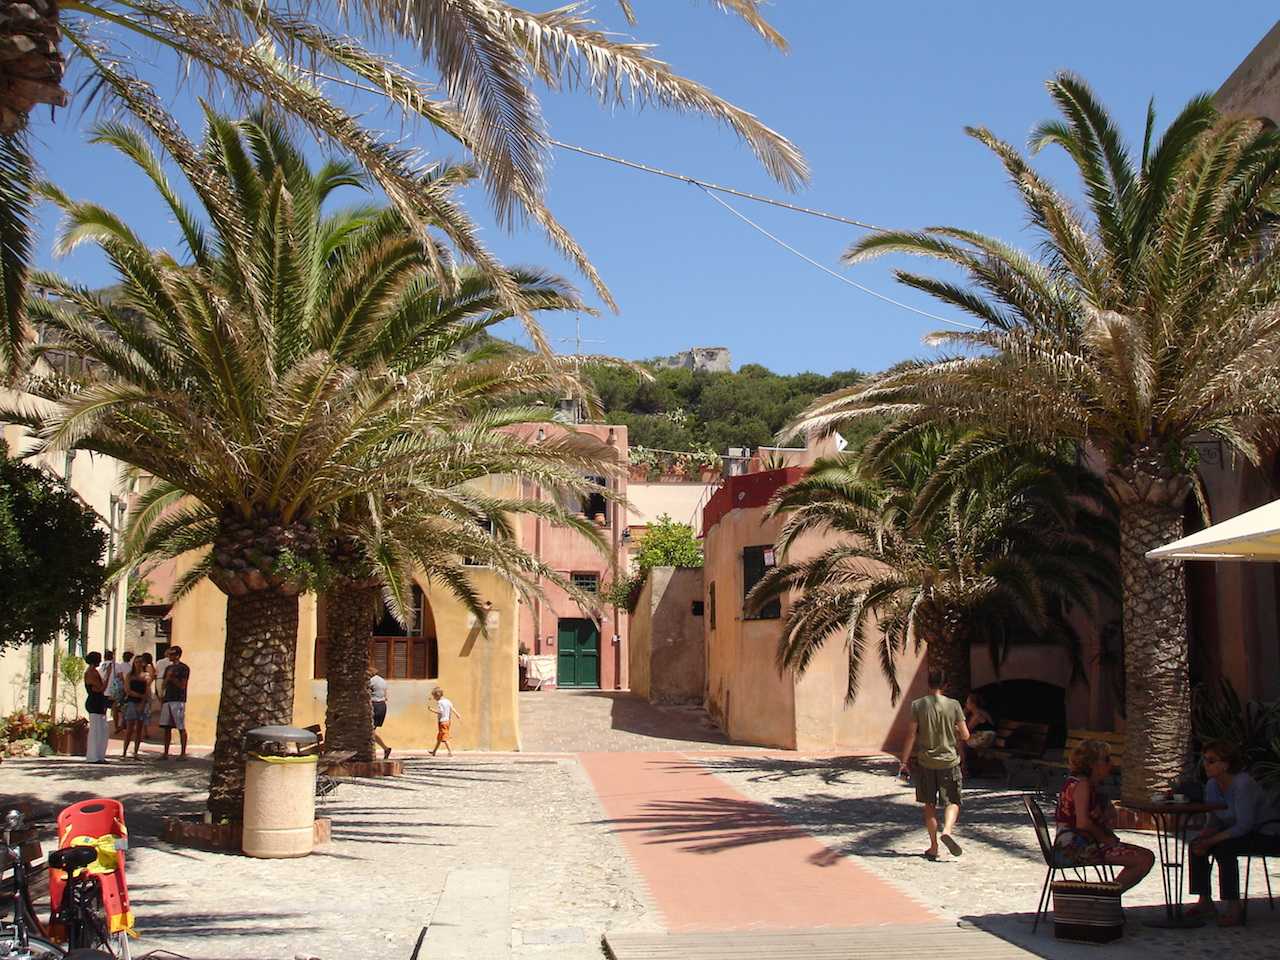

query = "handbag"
[[105, 672, 125, 702]]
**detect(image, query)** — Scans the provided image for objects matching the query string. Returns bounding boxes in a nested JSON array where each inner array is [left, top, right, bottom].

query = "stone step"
[[416, 867, 510, 959]]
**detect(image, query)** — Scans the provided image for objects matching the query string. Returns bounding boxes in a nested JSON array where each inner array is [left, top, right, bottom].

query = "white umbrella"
[[1147, 497, 1280, 561]]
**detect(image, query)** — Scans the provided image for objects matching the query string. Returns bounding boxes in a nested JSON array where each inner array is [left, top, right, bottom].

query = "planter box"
[[47, 727, 88, 756], [324, 758, 403, 778], [163, 816, 331, 852]]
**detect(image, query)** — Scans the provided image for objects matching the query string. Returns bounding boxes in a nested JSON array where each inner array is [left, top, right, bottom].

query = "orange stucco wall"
[[702, 466, 927, 753]]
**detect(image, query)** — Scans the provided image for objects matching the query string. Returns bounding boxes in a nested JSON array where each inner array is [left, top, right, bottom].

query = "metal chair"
[[1241, 787, 1280, 923], [1243, 838, 1277, 922], [1023, 793, 1114, 932]]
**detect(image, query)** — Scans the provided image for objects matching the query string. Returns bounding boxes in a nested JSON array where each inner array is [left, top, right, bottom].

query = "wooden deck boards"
[[604, 924, 1041, 960]]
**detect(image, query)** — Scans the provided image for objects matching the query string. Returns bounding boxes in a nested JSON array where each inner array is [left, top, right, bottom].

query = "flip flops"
[[941, 834, 963, 857]]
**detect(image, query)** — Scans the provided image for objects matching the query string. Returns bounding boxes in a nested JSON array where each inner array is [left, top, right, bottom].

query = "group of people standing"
[[899, 670, 1280, 926], [82, 645, 190, 763]]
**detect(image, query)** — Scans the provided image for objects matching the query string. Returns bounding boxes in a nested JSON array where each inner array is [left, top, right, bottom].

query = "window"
[[742, 545, 780, 620], [708, 582, 716, 630], [571, 572, 600, 594], [462, 519, 497, 566], [582, 476, 609, 526], [314, 585, 436, 680], [372, 637, 437, 680], [373, 586, 425, 637]]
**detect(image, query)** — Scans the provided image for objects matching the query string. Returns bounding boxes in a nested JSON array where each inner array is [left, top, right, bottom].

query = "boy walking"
[[428, 686, 460, 757], [899, 669, 969, 860]]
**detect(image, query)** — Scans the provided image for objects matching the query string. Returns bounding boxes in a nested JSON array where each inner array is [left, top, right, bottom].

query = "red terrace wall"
[[702, 467, 806, 533]]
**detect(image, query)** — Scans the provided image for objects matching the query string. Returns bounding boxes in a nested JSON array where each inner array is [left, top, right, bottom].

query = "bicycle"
[[1, 808, 126, 960], [1, 808, 62, 960]]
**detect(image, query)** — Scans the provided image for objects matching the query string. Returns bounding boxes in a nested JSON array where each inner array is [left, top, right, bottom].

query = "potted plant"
[[48, 648, 89, 755], [628, 446, 657, 482], [47, 716, 90, 756]]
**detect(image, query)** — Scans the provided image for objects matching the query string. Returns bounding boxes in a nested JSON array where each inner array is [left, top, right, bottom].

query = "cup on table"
[[1171, 793, 1188, 803], [1149, 791, 1168, 803]]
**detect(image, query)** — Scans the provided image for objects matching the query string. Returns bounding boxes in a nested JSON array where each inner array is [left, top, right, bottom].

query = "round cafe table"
[[1121, 799, 1227, 928]]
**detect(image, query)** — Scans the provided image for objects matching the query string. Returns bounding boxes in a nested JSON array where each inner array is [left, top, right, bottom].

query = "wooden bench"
[[302, 724, 359, 799], [1035, 729, 1125, 789], [973, 720, 1051, 788]]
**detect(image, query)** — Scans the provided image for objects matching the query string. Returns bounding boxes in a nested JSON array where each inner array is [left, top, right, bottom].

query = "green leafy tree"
[[751, 430, 1118, 703], [791, 74, 1280, 798], [635, 514, 703, 571], [0, 441, 106, 650], [582, 362, 866, 453]]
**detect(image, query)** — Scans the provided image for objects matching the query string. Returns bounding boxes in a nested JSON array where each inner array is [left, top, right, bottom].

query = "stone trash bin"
[[242, 725, 319, 859]]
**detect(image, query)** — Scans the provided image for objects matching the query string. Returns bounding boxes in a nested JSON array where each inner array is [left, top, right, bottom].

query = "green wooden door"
[[556, 618, 600, 688]]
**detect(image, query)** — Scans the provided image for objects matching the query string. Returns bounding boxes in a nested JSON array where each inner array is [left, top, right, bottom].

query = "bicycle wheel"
[[68, 884, 115, 958], [0, 929, 63, 959]]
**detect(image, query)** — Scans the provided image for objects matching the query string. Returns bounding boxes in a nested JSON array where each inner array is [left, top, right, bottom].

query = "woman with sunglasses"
[[1188, 739, 1280, 926]]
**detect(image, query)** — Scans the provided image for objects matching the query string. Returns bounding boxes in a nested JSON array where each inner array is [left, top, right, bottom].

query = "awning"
[[1147, 498, 1280, 561]]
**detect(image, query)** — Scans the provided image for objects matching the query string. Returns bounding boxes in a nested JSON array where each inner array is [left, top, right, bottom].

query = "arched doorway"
[[315, 584, 439, 681], [372, 585, 439, 680]]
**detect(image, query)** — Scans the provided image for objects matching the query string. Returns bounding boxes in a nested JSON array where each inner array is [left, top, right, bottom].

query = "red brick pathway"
[[580, 751, 940, 931]]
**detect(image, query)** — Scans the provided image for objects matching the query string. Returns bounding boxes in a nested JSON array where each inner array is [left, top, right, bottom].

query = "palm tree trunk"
[[323, 579, 379, 761], [921, 607, 971, 702], [207, 588, 300, 822], [1116, 497, 1191, 803]]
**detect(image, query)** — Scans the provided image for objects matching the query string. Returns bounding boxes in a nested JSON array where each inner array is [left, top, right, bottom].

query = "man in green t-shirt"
[[898, 669, 969, 860]]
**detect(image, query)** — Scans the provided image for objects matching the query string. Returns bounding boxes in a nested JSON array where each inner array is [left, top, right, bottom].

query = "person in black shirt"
[[84, 652, 109, 763], [159, 646, 191, 759]]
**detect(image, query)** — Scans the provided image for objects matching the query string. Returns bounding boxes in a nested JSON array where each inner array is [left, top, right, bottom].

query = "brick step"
[[325, 758, 403, 777], [163, 816, 332, 852]]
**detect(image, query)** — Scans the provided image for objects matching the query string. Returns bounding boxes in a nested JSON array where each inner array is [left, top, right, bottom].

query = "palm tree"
[[6, 110, 609, 818], [750, 428, 1117, 705], [790, 73, 1280, 799], [0, 1, 808, 374]]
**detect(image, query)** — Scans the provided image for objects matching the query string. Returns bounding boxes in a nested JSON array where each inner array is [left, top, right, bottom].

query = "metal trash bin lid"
[[245, 725, 318, 745]]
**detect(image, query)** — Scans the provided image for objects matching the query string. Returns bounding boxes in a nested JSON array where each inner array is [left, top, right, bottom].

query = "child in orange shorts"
[[429, 686, 461, 756]]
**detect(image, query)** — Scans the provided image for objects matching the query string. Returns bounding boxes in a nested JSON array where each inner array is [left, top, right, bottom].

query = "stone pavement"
[[1, 689, 1279, 960]]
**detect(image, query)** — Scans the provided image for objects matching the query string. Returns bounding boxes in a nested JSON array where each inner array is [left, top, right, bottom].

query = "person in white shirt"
[[428, 686, 461, 757], [368, 667, 390, 759]]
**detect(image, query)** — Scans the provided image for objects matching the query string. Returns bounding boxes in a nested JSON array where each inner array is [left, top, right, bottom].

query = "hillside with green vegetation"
[[584, 362, 868, 456]]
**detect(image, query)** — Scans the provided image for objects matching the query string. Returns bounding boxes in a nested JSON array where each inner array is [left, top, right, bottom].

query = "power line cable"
[[693, 185, 979, 330], [552, 140, 886, 230], [551, 140, 978, 330]]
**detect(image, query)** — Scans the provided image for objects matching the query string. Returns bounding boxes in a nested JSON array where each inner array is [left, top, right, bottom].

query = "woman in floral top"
[[1053, 739, 1154, 891]]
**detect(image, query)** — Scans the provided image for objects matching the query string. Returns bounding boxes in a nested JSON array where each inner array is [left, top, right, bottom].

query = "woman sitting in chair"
[[1053, 739, 1154, 891], [1187, 739, 1280, 927]]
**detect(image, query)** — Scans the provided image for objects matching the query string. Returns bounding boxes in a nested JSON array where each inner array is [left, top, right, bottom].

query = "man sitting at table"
[[1188, 739, 1280, 928]]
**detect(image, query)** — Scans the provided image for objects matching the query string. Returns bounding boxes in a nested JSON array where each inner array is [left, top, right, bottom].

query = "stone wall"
[[629, 567, 705, 705]]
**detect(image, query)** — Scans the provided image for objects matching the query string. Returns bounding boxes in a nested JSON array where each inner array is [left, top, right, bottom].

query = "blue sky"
[[26, 3, 1280, 376]]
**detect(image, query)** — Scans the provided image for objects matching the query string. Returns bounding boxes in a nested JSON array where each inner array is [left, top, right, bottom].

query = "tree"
[[0, 1, 808, 374], [635, 514, 703, 571], [318, 417, 619, 761], [6, 110, 602, 818], [790, 73, 1280, 798], [750, 430, 1117, 704], [0, 440, 106, 650]]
